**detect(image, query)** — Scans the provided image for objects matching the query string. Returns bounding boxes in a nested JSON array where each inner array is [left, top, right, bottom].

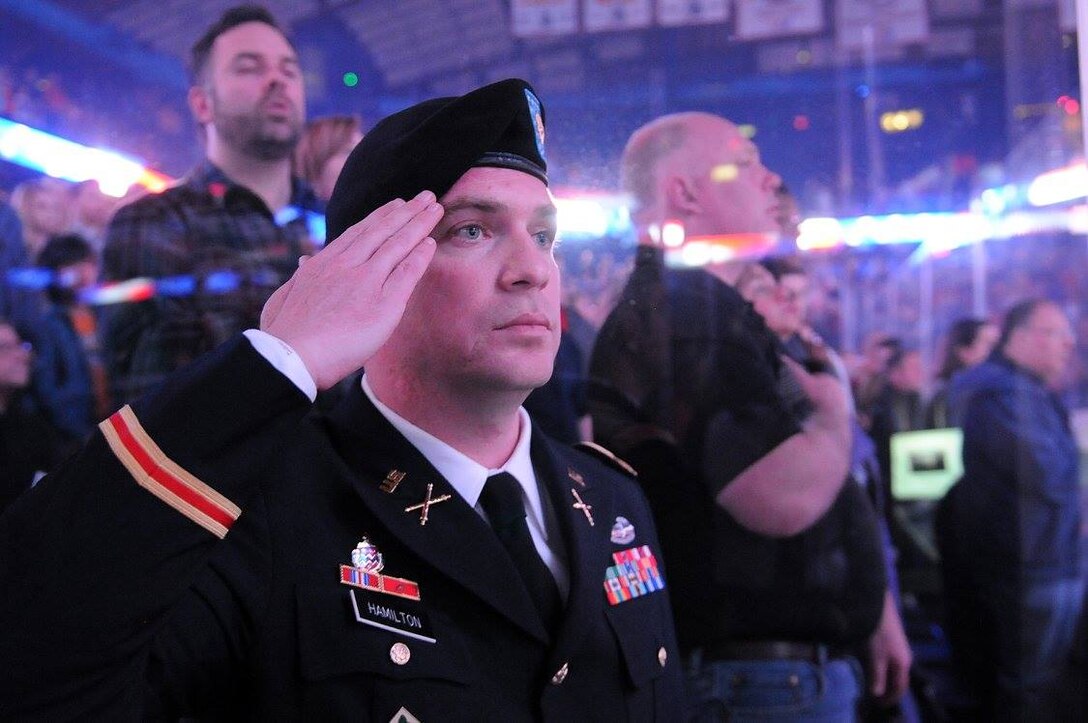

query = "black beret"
[[326, 78, 548, 241]]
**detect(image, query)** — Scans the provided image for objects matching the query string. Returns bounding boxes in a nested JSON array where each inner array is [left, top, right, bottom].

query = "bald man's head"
[[620, 112, 782, 238]]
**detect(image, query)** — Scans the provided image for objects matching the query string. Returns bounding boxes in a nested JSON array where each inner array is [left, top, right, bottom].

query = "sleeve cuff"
[[242, 329, 318, 402]]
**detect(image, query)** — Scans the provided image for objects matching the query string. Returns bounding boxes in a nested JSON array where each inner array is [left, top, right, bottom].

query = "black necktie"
[[479, 472, 561, 629]]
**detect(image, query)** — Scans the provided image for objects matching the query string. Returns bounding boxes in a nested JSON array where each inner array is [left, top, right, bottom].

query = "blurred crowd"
[[2, 62, 194, 176], [8, 109, 1088, 519]]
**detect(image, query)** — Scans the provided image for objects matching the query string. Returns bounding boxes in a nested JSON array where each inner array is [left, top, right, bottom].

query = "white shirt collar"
[[360, 375, 543, 523]]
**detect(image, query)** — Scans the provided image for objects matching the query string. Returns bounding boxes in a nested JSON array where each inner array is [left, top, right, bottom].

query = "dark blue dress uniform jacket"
[[0, 336, 682, 721]]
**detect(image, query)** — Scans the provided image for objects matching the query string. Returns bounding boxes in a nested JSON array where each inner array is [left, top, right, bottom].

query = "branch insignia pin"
[[571, 488, 594, 526], [404, 483, 452, 526]]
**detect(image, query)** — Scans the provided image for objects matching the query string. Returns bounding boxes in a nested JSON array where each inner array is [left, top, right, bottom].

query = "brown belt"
[[702, 640, 832, 664]]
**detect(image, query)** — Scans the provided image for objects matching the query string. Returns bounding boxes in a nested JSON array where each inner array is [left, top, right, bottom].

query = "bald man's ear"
[[664, 173, 701, 217]]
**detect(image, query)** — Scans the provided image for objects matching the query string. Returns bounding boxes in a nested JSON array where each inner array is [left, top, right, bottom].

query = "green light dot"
[[343, 72, 359, 88]]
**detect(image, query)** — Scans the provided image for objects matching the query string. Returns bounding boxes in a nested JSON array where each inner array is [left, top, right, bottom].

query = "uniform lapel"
[[324, 388, 548, 643], [532, 433, 614, 661]]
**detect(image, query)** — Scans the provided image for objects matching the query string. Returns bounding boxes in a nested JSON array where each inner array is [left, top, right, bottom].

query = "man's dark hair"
[[37, 234, 94, 271], [760, 255, 805, 282], [189, 5, 286, 84], [37, 234, 94, 305], [887, 345, 917, 372], [996, 298, 1051, 354], [937, 317, 989, 380]]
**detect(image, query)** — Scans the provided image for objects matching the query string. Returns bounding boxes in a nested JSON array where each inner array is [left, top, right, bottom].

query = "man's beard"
[[214, 105, 301, 161]]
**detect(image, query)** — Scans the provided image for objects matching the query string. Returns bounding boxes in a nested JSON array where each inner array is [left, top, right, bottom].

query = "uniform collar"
[[360, 375, 542, 523]]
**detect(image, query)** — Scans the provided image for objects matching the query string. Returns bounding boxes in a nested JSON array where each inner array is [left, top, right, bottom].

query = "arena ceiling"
[[6, 0, 1006, 103], [1, 1, 1027, 201]]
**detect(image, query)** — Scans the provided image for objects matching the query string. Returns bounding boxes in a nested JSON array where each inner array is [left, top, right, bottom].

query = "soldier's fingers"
[[321, 197, 406, 257], [363, 201, 443, 277], [381, 237, 436, 299], [332, 191, 438, 265]]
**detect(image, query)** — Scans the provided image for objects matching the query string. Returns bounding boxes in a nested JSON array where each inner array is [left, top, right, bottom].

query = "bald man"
[[590, 113, 892, 721]]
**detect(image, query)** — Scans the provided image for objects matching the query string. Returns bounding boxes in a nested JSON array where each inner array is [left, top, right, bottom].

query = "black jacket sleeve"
[[0, 335, 311, 719]]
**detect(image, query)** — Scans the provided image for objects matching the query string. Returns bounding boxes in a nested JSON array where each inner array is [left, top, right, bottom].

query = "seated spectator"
[[31, 234, 104, 451], [758, 255, 856, 391], [854, 334, 903, 430], [292, 115, 363, 203], [734, 261, 786, 334], [0, 199, 44, 341], [10, 177, 73, 260], [70, 180, 119, 253], [0, 319, 61, 514], [774, 184, 802, 244], [760, 257, 809, 350], [925, 318, 998, 428], [868, 347, 925, 523]]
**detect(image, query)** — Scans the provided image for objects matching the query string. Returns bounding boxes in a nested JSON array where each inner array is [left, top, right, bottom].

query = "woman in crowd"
[[292, 115, 363, 203], [10, 176, 72, 260], [32, 234, 105, 452], [925, 317, 998, 428]]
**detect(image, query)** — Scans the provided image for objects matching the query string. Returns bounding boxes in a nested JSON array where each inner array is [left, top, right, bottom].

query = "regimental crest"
[[610, 516, 636, 545], [351, 537, 384, 573], [525, 88, 546, 160]]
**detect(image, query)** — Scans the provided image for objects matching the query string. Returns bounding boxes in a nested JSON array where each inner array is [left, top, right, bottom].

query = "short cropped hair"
[[189, 5, 287, 85], [937, 317, 989, 380], [620, 116, 690, 215], [37, 233, 94, 271], [996, 298, 1051, 354], [37, 233, 95, 304], [760, 255, 805, 281]]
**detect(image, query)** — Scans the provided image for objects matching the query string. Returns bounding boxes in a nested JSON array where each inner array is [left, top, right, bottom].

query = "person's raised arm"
[[716, 356, 852, 537]]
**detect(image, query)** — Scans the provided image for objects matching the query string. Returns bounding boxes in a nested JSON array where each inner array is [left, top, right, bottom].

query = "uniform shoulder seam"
[[572, 441, 637, 478]]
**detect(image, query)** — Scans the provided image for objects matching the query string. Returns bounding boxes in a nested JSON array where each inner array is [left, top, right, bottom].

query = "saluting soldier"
[[0, 79, 682, 721]]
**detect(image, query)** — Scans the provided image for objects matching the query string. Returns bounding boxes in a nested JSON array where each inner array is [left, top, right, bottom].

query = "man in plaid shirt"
[[101, 5, 323, 404]]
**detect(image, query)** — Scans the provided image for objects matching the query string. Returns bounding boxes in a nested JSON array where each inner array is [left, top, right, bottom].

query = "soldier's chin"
[[508, 366, 556, 397]]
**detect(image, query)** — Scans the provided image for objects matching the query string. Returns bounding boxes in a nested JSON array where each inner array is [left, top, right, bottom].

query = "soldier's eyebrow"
[[440, 198, 557, 222], [441, 198, 503, 215]]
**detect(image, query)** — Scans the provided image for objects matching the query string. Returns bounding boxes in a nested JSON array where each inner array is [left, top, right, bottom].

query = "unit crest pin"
[[351, 537, 384, 573], [610, 516, 635, 545]]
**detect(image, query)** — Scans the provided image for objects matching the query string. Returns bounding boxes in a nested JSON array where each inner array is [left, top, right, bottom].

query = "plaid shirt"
[[101, 162, 324, 404]]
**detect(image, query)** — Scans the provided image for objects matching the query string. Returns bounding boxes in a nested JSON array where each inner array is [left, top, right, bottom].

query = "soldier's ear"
[[188, 85, 213, 126], [664, 173, 701, 217]]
